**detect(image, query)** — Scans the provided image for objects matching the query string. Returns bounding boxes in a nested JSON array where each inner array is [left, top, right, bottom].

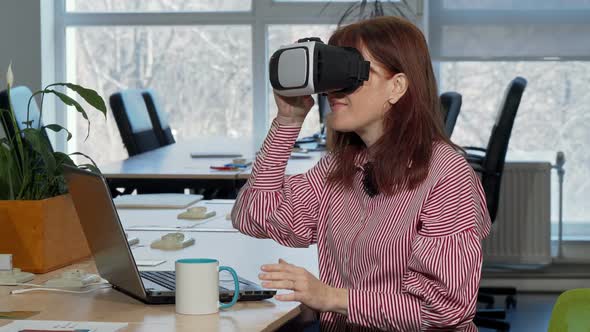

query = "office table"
[[0, 261, 305, 332], [0, 203, 319, 332], [101, 138, 323, 198]]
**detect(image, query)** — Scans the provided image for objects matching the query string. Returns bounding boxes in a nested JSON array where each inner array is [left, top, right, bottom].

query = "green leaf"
[[48, 83, 107, 118], [69, 151, 101, 173], [43, 89, 91, 140], [53, 151, 76, 168], [43, 124, 73, 141], [0, 143, 16, 199], [78, 163, 101, 175], [22, 128, 57, 175]]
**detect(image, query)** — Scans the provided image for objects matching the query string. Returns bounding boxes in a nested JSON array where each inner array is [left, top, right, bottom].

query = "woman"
[[232, 16, 491, 331]]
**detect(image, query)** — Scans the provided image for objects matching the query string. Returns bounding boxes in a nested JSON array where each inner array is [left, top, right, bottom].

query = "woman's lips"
[[330, 102, 347, 112]]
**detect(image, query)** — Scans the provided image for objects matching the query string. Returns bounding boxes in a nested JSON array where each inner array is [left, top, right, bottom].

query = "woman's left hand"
[[259, 259, 347, 314]]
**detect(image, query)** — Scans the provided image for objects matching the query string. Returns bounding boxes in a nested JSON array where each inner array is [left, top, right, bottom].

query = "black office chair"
[[440, 91, 462, 138], [109, 89, 163, 157], [141, 89, 175, 147], [467, 77, 527, 332], [109, 89, 184, 196], [0, 86, 53, 151]]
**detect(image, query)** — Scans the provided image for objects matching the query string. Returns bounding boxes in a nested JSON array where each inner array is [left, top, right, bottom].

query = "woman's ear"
[[387, 73, 408, 105]]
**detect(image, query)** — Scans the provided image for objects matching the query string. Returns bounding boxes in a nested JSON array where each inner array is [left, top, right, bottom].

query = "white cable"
[[0, 282, 46, 287], [10, 285, 111, 295], [0, 282, 108, 288]]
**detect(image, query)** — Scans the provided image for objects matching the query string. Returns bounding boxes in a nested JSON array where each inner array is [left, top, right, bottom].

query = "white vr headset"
[[269, 37, 371, 97]]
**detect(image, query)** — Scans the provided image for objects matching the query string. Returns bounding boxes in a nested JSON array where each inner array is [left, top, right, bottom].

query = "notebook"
[[113, 194, 203, 209]]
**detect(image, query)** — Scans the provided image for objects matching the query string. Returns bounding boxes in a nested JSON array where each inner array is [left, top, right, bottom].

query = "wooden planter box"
[[0, 194, 91, 273]]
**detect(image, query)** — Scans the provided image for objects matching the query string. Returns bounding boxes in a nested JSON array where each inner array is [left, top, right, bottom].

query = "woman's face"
[[326, 47, 406, 145]]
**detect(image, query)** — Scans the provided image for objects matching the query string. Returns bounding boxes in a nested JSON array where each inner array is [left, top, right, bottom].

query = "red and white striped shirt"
[[232, 120, 491, 331]]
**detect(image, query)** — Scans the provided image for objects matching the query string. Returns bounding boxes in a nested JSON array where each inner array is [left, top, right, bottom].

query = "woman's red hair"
[[327, 16, 454, 194]]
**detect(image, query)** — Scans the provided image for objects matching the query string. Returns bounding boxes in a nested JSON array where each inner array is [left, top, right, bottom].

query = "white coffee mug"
[[175, 258, 240, 315]]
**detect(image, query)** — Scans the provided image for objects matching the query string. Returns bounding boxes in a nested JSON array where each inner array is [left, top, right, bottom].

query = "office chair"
[[0, 86, 53, 151], [440, 91, 462, 138], [467, 77, 527, 332], [547, 288, 590, 332], [141, 89, 175, 147], [110, 89, 185, 195], [109, 89, 162, 157]]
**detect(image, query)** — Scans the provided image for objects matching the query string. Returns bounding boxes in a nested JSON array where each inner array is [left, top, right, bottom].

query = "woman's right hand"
[[273, 91, 315, 126]]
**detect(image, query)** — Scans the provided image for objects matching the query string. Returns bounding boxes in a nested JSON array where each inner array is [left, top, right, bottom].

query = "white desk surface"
[[101, 138, 323, 180], [117, 201, 320, 280], [0, 202, 319, 332]]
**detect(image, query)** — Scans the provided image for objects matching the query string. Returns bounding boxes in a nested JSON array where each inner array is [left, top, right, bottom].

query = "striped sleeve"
[[347, 159, 491, 331], [231, 119, 332, 248]]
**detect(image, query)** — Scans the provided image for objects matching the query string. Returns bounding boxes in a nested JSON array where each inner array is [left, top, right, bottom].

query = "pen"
[[224, 163, 251, 168], [210, 166, 239, 171]]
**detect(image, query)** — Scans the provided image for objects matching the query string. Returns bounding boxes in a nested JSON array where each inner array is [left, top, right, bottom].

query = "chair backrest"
[[109, 89, 161, 157], [141, 89, 175, 146], [440, 91, 462, 138], [548, 288, 590, 332], [0, 86, 53, 151], [481, 77, 527, 221]]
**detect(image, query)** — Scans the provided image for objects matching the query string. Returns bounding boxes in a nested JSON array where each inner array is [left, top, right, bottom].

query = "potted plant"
[[0, 64, 106, 273]]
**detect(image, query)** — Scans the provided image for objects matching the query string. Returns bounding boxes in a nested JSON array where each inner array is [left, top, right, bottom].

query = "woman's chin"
[[327, 116, 355, 132]]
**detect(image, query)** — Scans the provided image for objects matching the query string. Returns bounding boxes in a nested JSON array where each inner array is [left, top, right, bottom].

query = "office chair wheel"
[[506, 295, 517, 309]]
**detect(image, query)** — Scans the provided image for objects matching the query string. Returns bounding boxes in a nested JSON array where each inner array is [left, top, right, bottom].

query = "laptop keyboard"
[[140, 271, 177, 290], [140, 271, 229, 291]]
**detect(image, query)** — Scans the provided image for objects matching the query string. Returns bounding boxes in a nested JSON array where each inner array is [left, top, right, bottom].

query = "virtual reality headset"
[[269, 37, 370, 97]]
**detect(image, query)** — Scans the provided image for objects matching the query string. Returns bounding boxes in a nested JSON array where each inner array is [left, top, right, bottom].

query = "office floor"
[[479, 293, 558, 332]]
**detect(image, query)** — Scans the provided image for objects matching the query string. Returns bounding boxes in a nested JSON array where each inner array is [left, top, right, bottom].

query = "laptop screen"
[[63, 166, 147, 300]]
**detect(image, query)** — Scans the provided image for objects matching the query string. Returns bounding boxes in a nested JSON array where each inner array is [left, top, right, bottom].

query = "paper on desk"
[[0, 320, 127, 332]]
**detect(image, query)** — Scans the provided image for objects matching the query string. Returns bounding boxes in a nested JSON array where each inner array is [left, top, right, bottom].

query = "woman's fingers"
[[275, 292, 298, 301], [261, 280, 297, 290], [259, 272, 293, 281], [261, 262, 299, 273]]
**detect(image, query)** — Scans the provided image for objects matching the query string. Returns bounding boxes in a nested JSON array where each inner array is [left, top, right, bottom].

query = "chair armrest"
[[469, 162, 485, 173], [466, 153, 484, 164], [469, 162, 501, 178], [464, 146, 487, 153]]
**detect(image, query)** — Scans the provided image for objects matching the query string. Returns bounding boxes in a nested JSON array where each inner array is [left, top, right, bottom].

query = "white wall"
[[0, 0, 42, 91]]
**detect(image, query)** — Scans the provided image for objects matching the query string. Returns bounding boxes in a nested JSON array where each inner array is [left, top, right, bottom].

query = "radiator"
[[482, 162, 552, 265]]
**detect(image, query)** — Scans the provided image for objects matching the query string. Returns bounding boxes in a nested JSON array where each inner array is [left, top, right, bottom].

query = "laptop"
[[63, 166, 276, 304]]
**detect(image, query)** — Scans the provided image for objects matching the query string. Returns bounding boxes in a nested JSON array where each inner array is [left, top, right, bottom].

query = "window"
[[57, 1, 361, 166], [67, 25, 252, 164], [56, 1, 420, 165], [440, 61, 590, 239], [431, 0, 590, 242], [66, 0, 251, 12]]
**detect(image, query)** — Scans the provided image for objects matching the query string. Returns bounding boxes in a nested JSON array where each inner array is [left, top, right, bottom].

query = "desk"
[[0, 261, 302, 331], [101, 138, 323, 198], [0, 203, 319, 331]]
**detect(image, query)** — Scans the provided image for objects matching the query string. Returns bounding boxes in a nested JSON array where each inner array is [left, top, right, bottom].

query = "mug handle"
[[219, 266, 240, 309]]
